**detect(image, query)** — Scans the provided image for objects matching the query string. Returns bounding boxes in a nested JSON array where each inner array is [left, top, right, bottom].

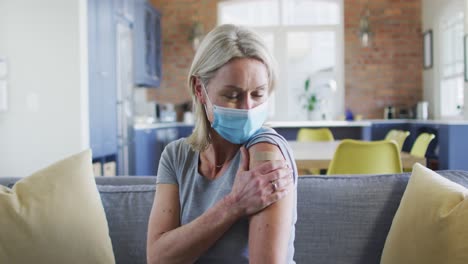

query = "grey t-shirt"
[[156, 127, 298, 263]]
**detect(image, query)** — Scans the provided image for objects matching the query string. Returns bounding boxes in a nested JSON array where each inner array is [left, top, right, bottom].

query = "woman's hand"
[[227, 147, 293, 217]]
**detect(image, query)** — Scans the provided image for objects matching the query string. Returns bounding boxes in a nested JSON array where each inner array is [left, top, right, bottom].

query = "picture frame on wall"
[[464, 34, 468, 82], [423, 30, 433, 69]]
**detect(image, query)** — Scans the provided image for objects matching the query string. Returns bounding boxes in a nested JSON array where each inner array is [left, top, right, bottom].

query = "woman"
[[147, 24, 298, 264]]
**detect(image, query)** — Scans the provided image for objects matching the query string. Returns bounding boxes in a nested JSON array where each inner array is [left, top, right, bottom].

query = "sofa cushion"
[[0, 150, 115, 264], [294, 173, 409, 264], [380, 164, 468, 264], [98, 184, 155, 264]]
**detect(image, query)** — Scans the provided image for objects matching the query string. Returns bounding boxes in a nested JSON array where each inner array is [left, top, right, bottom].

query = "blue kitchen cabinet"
[[133, 0, 161, 87], [88, 0, 118, 158], [407, 123, 439, 160], [274, 126, 370, 141], [360, 121, 465, 170], [369, 121, 438, 156], [438, 124, 468, 170], [271, 121, 468, 170], [370, 122, 410, 151], [134, 127, 179, 176], [134, 128, 158, 176], [407, 122, 468, 170], [178, 125, 194, 138]]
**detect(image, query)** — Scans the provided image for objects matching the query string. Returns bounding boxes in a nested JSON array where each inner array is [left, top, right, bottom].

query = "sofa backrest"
[[294, 171, 468, 264], [2, 171, 468, 264]]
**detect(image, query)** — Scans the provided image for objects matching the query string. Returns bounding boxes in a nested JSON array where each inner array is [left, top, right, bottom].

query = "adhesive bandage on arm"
[[253, 151, 282, 161]]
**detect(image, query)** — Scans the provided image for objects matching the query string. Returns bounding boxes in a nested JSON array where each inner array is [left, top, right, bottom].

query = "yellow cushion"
[[381, 163, 468, 264], [0, 150, 115, 263]]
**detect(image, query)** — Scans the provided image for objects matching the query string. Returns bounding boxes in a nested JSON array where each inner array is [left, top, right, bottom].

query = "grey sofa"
[[2, 170, 468, 264]]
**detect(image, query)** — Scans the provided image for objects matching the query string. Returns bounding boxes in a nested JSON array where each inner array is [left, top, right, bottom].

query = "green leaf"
[[305, 78, 310, 91], [306, 94, 317, 111], [310, 95, 317, 103]]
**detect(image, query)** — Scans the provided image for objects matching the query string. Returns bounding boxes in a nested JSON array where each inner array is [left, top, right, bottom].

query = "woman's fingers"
[[243, 166, 292, 194], [238, 146, 250, 172], [254, 159, 289, 175], [269, 173, 294, 192], [263, 184, 293, 207], [262, 167, 293, 186], [230, 158, 294, 216]]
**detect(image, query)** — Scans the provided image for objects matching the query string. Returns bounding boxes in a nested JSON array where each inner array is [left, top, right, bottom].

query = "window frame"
[[439, 5, 464, 118], [217, 0, 345, 121]]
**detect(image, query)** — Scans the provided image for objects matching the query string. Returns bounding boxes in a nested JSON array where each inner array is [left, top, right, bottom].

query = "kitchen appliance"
[[384, 106, 396, 119], [160, 104, 176, 122], [115, 20, 134, 175], [398, 107, 413, 119], [416, 101, 428, 120]]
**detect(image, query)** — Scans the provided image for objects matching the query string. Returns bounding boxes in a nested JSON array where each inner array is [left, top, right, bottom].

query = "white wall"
[[0, 0, 89, 177], [423, 0, 467, 120]]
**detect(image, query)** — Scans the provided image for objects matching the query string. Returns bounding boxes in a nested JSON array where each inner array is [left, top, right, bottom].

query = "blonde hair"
[[186, 24, 277, 152]]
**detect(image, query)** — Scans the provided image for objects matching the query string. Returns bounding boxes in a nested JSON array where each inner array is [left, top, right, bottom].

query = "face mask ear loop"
[[200, 82, 215, 113], [199, 82, 216, 133]]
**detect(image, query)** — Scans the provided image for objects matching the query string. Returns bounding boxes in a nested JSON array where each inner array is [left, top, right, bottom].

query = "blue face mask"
[[202, 85, 269, 144]]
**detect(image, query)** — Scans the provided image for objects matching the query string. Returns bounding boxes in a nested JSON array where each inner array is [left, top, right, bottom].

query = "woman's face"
[[197, 58, 270, 122]]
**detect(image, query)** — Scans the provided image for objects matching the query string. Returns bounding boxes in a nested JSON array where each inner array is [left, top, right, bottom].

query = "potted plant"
[[301, 77, 319, 120]]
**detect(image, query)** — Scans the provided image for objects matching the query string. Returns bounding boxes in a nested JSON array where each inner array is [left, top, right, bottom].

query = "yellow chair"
[[402, 133, 436, 172], [410, 133, 436, 158], [327, 139, 403, 175], [297, 128, 334, 142], [385, 129, 410, 152], [297, 128, 334, 175]]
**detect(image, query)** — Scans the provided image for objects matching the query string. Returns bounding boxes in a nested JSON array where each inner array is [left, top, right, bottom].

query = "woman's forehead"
[[211, 58, 269, 86]]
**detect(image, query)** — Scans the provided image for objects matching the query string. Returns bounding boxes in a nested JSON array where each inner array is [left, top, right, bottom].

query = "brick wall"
[[344, 0, 423, 119], [147, 0, 217, 105], [149, 0, 423, 119]]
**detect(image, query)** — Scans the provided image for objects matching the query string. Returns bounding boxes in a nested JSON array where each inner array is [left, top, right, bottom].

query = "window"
[[440, 11, 464, 117], [218, 0, 344, 121]]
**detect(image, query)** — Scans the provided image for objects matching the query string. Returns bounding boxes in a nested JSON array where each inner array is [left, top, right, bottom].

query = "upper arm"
[[147, 184, 180, 250], [247, 143, 295, 264], [148, 142, 180, 247]]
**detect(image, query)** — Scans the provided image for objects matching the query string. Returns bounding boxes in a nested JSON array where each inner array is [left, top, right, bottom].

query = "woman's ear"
[[192, 76, 205, 104]]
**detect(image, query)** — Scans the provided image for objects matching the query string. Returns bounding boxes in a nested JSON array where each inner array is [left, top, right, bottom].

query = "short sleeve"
[[245, 127, 298, 186], [156, 142, 178, 185]]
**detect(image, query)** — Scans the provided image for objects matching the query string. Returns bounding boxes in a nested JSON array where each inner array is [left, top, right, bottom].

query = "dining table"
[[287, 140, 427, 174]]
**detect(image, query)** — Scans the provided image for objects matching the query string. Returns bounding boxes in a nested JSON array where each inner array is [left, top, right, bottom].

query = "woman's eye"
[[252, 92, 265, 98], [224, 93, 239, 100]]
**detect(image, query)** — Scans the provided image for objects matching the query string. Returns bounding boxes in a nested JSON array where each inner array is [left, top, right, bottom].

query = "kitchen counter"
[[268, 119, 468, 171], [133, 119, 468, 130], [133, 122, 194, 130], [269, 121, 372, 142], [132, 119, 468, 172], [266, 120, 372, 128], [267, 119, 468, 127], [368, 119, 468, 125]]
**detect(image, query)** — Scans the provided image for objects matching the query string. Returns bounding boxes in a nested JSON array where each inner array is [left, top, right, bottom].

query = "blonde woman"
[[147, 24, 298, 264]]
